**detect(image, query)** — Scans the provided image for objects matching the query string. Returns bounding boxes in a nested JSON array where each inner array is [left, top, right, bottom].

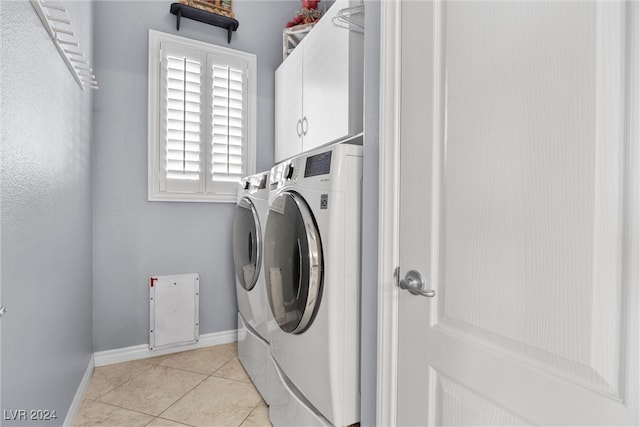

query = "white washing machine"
[[264, 142, 362, 426], [232, 171, 272, 403]]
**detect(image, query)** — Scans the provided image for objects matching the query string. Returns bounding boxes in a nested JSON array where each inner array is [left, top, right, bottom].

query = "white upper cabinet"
[[274, 0, 364, 162], [275, 45, 304, 161]]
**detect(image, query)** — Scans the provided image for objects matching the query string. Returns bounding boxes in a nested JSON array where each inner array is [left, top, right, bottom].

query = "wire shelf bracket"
[[30, 0, 98, 90]]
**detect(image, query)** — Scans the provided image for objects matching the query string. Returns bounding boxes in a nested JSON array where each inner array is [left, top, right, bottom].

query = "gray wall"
[[0, 1, 94, 424], [361, 1, 380, 425], [92, 0, 301, 351]]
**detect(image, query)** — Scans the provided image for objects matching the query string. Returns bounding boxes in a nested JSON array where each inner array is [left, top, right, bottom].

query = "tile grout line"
[[156, 356, 256, 426], [83, 397, 160, 419], [209, 356, 256, 384], [155, 363, 226, 377], [144, 415, 196, 427], [155, 365, 216, 422], [96, 365, 210, 420], [90, 362, 156, 401], [224, 355, 270, 427], [216, 356, 272, 426], [238, 399, 266, 427], [206, 356, 254, 384], [78, 345, 255, 426]]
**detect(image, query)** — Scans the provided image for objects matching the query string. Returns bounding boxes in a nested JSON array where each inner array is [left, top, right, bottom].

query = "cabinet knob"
[[302, 117, 308, 135]]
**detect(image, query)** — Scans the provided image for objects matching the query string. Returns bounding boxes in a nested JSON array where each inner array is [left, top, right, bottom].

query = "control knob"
[[284, 164, 294, 180]]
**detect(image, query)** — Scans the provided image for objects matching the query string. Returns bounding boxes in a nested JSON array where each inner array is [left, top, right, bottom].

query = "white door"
[[379, 1, 639, 425]]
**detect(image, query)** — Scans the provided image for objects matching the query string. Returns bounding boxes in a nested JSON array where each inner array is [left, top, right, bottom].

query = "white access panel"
[[149, 273, 199, 350]]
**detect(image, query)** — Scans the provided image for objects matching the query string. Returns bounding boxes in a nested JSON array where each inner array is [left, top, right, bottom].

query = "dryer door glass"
[[264, 191, 323, 334], [233, 197, 261, 291]]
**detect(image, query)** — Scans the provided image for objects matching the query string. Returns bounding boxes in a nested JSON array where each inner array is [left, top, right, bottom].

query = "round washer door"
[[232, 197, 261, 291], [264, 191, 323, 334]]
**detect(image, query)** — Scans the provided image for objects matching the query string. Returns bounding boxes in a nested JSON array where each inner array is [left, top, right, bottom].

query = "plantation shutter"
[[160, 43, 206, 193], [150, 31, 255, 201], [208, 54, 247, 193]]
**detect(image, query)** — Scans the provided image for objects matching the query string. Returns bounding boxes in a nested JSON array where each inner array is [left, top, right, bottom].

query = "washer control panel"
[[270, 148, 332, 190], [243, 171, 268, 193], [304, 151, 332, 178]]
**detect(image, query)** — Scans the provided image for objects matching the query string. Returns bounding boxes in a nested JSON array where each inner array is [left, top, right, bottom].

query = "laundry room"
[[1, 0, 381, 425], [2, 1, 638, 426]]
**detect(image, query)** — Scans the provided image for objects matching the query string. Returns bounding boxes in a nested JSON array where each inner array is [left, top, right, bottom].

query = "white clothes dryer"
[[233, 171, 272, 403], [264, 142, 362, 427]]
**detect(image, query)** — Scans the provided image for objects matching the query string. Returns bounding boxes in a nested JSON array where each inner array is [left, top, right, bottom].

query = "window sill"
[[148, 193, 237, 203]]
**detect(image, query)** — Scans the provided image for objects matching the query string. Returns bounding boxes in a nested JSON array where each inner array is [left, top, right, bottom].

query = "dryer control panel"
[[270, 159, 298, 190], [304, 151, 332, 177], [269, 140, 362, 194], [270, 150, 334, 191], [243, 172, 268, 192]]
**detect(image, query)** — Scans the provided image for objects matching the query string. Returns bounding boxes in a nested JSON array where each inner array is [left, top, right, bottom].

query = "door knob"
[[398, 270, 435, 297], [0, 306, 6, 317]]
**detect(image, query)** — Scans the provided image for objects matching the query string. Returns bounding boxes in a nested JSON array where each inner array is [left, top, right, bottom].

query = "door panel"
[[264, 192, 323, 334], [435, 372, 532, 426], [439, 0, 623, 397], [302, 1, 351, 150], [396, 1, 638, 425], [233, 197, 261, 291]]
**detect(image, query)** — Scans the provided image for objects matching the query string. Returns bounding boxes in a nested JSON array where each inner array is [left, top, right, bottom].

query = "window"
[[148, 30, 256, 202]]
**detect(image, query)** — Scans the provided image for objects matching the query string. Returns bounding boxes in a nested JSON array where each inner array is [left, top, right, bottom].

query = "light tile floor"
[[74, 343, 272, 427]]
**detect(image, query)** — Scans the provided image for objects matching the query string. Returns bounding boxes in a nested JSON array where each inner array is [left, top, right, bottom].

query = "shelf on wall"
[[283, 22, 316, 60], [30, 0, 98, 90], [170, 3, 239, 44]]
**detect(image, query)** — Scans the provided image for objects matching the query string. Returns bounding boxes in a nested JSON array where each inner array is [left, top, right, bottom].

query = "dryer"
[[264, 141, 363, 426], [232, 171, 271, 402]]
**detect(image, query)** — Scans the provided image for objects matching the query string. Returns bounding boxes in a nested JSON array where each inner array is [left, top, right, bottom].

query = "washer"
[[264, 142, 362, 427], [232, 171, 271, 402]]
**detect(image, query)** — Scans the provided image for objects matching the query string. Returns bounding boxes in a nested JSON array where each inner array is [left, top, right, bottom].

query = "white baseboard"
[[63, 354, 95, 427], [93, 329, 238, 367]]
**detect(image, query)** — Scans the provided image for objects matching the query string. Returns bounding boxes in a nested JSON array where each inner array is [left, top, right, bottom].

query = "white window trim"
[[148, 29, 257, 202]]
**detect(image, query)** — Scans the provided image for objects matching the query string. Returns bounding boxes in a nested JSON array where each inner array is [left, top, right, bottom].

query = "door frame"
[[376, 0, 402, 425], [376, 1, 640, 425]]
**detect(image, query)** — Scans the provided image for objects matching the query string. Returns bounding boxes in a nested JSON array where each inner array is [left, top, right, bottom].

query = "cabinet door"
[[275, 45, 303, 162], [302, 2, 360, 152]]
